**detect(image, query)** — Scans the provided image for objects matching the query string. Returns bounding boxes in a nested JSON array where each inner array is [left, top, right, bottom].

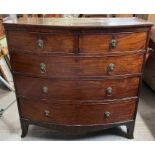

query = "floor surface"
[[0, 83, 155, 141]]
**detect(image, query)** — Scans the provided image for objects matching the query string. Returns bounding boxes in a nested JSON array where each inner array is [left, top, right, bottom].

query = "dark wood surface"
[[3, 17, 153, 138], [3, 17, 153, 28], [7, 31, 75, 53], [19, 98, 136, 125], [11, 52, 143, 77], [14, 75, 139, 100], [7, 31, 147, 53], [79, 32, 147, 53]]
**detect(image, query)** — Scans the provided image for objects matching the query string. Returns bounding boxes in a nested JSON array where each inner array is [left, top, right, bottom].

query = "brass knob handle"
[[42, 86, 48, 93], [106, 87, 112, 96], [104, 112, 110, 119], [37, 39, 44, 49], [110, 38, 117, 49], [107, 63, 115, 73], [40, 63, 46, 73], [43, 110, 50, 117]]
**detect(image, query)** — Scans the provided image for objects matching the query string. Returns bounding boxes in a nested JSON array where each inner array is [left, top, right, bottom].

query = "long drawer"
[[11, 53, 143, 77], [14, 75, 139, 100], [19, 98, 136, 125], [7, 31, 147, 54]]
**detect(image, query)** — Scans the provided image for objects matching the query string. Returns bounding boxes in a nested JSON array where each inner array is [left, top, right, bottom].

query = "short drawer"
[[79, 32, 147, 53], [7, 31, 75, 53], [11, 53, 143, 77], [19, 98, 136, 125], [14, 75, 139, 100]]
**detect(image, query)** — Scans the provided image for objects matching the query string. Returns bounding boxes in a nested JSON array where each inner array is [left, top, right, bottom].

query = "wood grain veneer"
[[3, 17, 153, 139], [10, 52, 143, 77]]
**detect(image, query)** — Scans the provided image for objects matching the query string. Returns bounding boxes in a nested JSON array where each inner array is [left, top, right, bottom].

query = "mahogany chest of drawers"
[[3, 18, 153, 139]]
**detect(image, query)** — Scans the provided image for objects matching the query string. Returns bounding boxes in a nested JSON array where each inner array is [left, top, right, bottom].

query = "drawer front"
[[7, 31, 75, 53], [19, 98, 136, 125], [14, 75, 139, 100], [11, 53, 143, 77], [79, 32, 147, 53]]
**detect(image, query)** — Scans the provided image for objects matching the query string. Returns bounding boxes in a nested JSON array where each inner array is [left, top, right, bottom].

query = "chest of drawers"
[[3, 18, 153, 139]]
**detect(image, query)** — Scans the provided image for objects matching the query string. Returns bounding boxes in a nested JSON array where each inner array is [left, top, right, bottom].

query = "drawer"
[[14, 75, 139, 100], [19, 98, 136, 125], [11, 53, 143, 77], [7, 31, 75, 53], [79, 32, 147, 53]]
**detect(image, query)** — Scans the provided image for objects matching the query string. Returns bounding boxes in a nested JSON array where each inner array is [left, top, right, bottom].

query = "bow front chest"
[[4, 18, 153, 138]]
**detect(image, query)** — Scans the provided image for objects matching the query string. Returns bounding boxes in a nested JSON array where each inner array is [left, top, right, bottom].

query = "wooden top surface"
[[3, 17, 153, 28]]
